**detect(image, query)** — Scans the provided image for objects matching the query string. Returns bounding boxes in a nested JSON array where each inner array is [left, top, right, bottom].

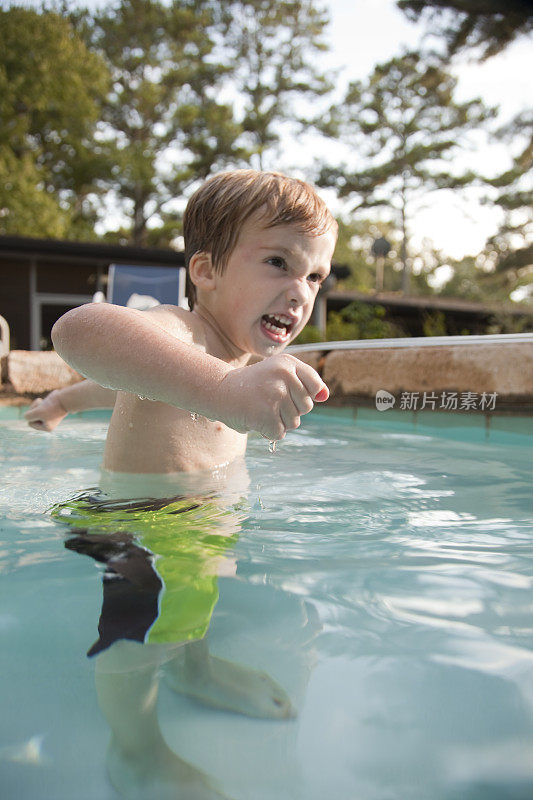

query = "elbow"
[[51, 315, 66, 356], [51, 307, 77, 361], [51, 304, 96, 367]]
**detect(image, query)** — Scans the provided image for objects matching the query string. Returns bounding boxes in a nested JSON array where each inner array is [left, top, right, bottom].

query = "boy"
[[31, 170, 336, 471], [30, 170, 337, 799]]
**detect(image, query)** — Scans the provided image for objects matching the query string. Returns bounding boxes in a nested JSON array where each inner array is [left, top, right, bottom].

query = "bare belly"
[[102, 392, 248, 474]]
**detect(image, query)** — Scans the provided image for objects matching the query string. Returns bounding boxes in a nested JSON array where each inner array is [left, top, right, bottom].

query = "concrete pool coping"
[[288, 333, 533, 416], [1, 333, 533, 416]]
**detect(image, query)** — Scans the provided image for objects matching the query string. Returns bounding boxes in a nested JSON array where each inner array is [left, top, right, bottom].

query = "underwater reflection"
[[51, 475, 299, 800]]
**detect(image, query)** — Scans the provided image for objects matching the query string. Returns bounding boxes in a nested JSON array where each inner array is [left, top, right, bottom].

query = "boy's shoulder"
[[143, 304, 207, 350]]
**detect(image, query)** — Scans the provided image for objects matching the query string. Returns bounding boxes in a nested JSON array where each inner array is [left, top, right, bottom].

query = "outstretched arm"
[[51, 303, 328, 441], [24, 380, 117, 432]]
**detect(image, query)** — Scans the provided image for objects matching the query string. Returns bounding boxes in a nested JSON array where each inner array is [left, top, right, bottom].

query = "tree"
[[397, 1, 533, 60], [398, 2, 533, 301], [317, 51, 494, 292], [333, 218, 400, 294], [73, 0, 245, 245], [0, 6, 110, 237], [214, 0, 333, 169], [478, 110, 533, 299]]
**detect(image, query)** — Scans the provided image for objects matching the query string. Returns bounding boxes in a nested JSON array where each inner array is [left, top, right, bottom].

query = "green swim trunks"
[[51, 490, 240, 655]]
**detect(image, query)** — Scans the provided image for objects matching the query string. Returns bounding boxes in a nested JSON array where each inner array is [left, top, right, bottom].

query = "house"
[[1, 235, 530, 351], [0, 236, 185, 350]]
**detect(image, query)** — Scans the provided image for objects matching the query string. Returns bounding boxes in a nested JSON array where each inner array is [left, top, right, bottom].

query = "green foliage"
[[437, 255, 487, 301], [421, 310, 447, 337], [0, 151, 70, 238], [397, 3, 533, 300], [326, 302, 405, 341], [332, 218, 443, 297], [397, 1, 533, 61], [435, 250, 533, 306], [54, 0, 333, 242], [318, 50, 495, 293], [292, 324, 325, 345], [331, 218, 380, 293], [0, 6, 110, 237], [486, 310, 533, 335], [69, 0, 246, 245], [293, 302, 405, 345], [481, 111, 533, 293], [216, 0, 333, 168]]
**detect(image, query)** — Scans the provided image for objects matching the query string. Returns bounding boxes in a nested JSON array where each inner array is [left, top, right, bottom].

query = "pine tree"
[[74, 0, 245, 245], [397, 0, 533, 60], [482, 110, 533, 297], [214, 0, 333, 169], [317, 51, 494, 292], [398, 2, 533, 298]]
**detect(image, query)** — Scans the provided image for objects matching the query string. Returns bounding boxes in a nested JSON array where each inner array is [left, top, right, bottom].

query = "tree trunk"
[[400, 173, 410, 294], [132, 185, 147, 247]]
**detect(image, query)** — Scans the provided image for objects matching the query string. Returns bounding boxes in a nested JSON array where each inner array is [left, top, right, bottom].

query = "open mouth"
[[260, 314, 295, 343]]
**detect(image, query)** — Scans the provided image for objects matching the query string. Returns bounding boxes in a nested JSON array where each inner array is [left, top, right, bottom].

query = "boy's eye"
[[308, 273, 324, 284], [267, 256, 287, 270]]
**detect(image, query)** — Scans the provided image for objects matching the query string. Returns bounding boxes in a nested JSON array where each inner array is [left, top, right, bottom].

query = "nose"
[[286, 276, 310, 307]]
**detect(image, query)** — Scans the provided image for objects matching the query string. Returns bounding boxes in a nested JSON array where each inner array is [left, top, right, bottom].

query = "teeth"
[[265, 314, 293, 326], [264, 320, 288, 335]]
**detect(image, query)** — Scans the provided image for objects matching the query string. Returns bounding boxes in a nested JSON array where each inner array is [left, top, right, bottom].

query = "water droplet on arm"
[[190, 412, 199, 422]]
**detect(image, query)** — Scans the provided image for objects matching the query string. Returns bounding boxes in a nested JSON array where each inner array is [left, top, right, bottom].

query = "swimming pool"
[[1, 406, 532, 800]]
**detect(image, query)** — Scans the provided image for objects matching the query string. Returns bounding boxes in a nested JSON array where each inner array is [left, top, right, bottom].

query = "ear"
[[188, 251, 216, 292]]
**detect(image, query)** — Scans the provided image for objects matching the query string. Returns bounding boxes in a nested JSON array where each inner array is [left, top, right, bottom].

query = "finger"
[[24, 399, 42, 417], [260, 415, 286, 441], [280, 410, 300, 433], [294, 362, 327, 401], [279, 393, 302, 433], [28, 420, 47, 431], [287, 377, 314, 417]]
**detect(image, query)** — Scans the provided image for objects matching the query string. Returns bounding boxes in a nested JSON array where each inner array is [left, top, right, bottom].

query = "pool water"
[[1, 407, 532, 800]]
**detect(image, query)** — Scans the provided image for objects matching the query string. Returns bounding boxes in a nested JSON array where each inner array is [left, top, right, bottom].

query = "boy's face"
[[199, 211, 336, 359]]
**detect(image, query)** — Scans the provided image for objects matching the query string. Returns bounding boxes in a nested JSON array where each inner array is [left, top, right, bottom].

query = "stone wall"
[[0, 350, 82, 404], [287, 342, 533, 414]]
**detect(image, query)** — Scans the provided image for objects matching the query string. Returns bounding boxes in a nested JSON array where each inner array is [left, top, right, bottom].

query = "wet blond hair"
[[183, 169, 337, 307]]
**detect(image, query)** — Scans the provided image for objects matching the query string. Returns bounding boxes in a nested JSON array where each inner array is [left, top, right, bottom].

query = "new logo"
[[375, 390, 395, 411]]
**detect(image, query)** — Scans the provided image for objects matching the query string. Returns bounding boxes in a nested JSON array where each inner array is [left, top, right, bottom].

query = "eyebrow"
[[259, 245, 294, 256]]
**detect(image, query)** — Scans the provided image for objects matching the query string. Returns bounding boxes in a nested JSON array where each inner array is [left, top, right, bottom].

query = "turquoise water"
[[1, 407, 532, 800]]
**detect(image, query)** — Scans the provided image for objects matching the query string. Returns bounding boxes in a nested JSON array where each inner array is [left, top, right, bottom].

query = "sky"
[[7, 0, 532, 266]]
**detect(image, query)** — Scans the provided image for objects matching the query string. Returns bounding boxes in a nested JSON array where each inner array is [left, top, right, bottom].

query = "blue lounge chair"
[[106, 264, 186, 309]]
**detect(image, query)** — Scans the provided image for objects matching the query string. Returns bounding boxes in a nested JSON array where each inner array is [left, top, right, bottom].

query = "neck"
[[192, 304, 250, 367]]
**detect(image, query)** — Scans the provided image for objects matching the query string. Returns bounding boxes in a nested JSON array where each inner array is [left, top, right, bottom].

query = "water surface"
[[1, 407, 532, 799]]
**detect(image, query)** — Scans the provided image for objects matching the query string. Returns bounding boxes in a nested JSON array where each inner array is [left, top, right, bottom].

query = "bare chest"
[[103, 393, 247, 473]]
